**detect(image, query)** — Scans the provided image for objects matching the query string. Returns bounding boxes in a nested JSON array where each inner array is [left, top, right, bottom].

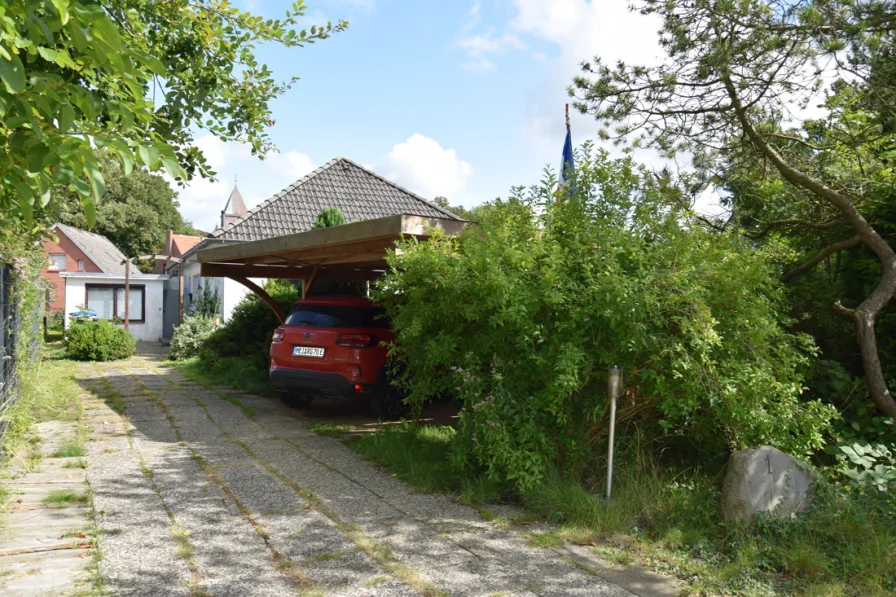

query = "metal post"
[[124, 258, 130, 331], [606, 366, 623, 500]]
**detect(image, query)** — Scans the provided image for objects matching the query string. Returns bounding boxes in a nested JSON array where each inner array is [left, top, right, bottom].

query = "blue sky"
[[176, 0, 663, 232]]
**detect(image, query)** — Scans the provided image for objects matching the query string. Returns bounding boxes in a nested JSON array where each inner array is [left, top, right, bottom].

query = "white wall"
[[175, 255, 266, 322], [63, 275, 168, 342], [221, 276, 266, 322]]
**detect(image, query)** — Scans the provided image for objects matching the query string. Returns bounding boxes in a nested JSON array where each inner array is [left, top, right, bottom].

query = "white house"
[[59, 272, 169, 342]]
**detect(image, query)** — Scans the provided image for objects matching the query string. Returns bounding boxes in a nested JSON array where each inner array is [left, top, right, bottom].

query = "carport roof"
[[195, 213, 467, 279]]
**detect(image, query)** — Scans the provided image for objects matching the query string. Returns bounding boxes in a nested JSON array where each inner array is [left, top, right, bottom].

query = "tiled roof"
[[171, 234, 202, 256], [212, 157, 464, 242], [53, 223, 135, 274]]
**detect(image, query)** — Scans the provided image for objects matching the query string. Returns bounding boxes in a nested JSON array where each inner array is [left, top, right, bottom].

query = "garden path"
[[5, 344, 679, 597]]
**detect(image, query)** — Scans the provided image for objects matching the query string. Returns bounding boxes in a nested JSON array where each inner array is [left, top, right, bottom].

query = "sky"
[[174, 0, 666, 232]]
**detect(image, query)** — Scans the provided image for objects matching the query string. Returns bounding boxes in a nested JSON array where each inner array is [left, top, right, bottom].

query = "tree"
[[433, 196, 480, 221], [570, 0, 896, 418], [55, 151, 197, 271], [376, 147, 833, 490], [0, 1, 346, 233], [312, 206, 346, 229]]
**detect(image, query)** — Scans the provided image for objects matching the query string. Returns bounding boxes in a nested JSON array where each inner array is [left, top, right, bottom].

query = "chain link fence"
[[0, 261, 20, 445]]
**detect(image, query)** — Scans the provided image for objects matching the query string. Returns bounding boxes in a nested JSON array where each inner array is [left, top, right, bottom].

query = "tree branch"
[[745, 217, 847, 239], [780, 236, 862, 283]]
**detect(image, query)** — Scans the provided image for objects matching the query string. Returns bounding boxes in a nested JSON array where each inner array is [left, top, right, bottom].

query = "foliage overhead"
[[0, 0, 346, 232], [570, 0, 896, 419], [375, 147, 835, 491], [54, 151, 197, 271]]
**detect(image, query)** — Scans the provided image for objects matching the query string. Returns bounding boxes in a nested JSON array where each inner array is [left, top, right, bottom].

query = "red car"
[[269, 295, 405, 418]]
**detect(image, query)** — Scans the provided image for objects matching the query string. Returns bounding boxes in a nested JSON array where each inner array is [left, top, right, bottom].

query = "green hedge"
[[65, 319, 135, 361]]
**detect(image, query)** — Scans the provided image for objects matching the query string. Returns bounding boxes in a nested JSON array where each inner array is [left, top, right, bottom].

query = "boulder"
[[721, 446, 813, 523]]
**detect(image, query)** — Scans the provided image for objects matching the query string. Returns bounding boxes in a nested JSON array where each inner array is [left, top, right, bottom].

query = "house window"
[[48, 254, 67, 270], [77, 259, 85, 271], [85, 284, 145, 323]]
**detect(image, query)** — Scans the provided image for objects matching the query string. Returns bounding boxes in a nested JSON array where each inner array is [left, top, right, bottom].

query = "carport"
[[193, 213, 467, 322]]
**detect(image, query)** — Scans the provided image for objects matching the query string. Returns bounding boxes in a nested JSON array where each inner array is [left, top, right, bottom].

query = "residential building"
[[40, 223, 168, 342]]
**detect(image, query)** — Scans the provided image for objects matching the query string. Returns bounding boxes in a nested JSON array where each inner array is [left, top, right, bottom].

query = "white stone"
[[721, 445, 813, 523]]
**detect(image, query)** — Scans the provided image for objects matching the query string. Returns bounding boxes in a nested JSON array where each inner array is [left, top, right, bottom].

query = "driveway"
[[71, 346, 659, 597]]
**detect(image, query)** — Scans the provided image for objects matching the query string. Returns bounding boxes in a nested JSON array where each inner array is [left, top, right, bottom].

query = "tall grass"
[[350, 424, 895, 596], [349, 423, 506, 504], [174, 356, 272, 396], [1, 346, 82, 468]]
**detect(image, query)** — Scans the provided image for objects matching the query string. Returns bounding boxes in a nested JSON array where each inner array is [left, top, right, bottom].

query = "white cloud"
[[458, 30, 525, 71], [379, 134, 472, 200], [508, 0, 663, 147], [173, 135, 314, 232]]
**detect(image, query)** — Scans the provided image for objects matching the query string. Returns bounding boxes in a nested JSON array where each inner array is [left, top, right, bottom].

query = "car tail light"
[[272, 328, 284, 343], [336, 334, 377, 347]]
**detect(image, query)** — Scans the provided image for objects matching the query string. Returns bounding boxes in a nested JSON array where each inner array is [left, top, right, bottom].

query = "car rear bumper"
[[270, 367, 373, 400]]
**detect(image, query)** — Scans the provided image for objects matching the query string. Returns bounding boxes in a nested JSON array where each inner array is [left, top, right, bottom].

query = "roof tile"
[[212, 158, 464, 242]]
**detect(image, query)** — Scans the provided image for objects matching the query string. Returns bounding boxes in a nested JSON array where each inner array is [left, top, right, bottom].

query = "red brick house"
[[40, 223, 134, 312]]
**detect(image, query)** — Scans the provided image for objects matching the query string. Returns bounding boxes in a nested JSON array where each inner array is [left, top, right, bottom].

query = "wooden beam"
[[302, 267, 320, 300], [121, 255, 182, 264], [200, 262, 384, 281], [227, 276, 286, 324], [195, 214, 469, 265], [124, 258, 130, 331]]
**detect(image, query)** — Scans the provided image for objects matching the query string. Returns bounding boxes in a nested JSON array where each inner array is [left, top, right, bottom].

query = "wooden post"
[[124, 258, 130, 331], [178, 266, 184, 324], [302, 266, 320, 300]]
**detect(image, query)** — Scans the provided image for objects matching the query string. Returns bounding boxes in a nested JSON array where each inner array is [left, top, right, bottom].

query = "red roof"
[[171, 234, 202, 257]]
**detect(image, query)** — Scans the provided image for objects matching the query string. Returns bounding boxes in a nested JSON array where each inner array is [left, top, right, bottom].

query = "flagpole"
[[565, 103, 570, 132]]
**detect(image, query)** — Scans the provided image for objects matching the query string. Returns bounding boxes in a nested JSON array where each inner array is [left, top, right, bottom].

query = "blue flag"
[[560, 128, 575, 198]]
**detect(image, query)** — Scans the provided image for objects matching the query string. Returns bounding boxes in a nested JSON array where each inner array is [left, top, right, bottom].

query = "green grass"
[[348, 423, 505, 504], [62, 459, 88, 469], [349, 425, 896, 597], [175, 356, 272, 397], [0, 346, 83, 470], [51, 441, 87, 458], [309, 423, 354, 438], [42, 490, 89, 508]]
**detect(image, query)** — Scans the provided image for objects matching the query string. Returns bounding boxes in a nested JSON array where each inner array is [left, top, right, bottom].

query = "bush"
[[64, 319, 135, 361], [198, 279, 298, 369], [375, 145, 835, 492], [169, 315, 217, 361]]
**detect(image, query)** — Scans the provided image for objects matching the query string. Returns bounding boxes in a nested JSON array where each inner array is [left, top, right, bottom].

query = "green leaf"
[[59, 103, 75, 131], [85, 160, 106, 204], [0, 53, 26, 93], [52, 0, 70, 25], [13, 180, 34, 226]]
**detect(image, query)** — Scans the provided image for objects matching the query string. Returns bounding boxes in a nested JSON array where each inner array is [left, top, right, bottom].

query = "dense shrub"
[[169, 315, 217, 361], [65, 319, 135, 361], [375, 146, 835, 491], [198, 279, 298, 369]]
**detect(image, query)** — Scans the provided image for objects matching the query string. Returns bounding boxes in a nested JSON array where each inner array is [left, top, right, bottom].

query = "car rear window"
[[285, 305, 390, 328]]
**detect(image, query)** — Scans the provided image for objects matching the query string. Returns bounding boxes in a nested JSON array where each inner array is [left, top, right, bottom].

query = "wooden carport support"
[[193, 214, 468, 323]]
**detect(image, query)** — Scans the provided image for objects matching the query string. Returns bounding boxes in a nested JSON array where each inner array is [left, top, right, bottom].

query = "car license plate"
[[292, 346, 324, 358]]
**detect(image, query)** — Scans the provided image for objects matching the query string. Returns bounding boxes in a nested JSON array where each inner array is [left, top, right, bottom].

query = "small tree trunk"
[[853, 310, 896, 418]]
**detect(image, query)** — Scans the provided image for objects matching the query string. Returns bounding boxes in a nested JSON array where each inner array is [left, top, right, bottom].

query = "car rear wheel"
[[279, 391, 313, 409], [371, 385, 407, 420]]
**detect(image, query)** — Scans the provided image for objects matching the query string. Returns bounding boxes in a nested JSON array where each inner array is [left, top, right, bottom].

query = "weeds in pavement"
[[42, 490, 89, 507], [51, 442, 87, 458], [62, 459, 88, 469]]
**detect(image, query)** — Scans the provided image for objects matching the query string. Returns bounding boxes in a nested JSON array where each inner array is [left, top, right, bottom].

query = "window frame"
[[77, 259, 85, 271], [48, 253, 67, 270], [85, 284, 146, 323]]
